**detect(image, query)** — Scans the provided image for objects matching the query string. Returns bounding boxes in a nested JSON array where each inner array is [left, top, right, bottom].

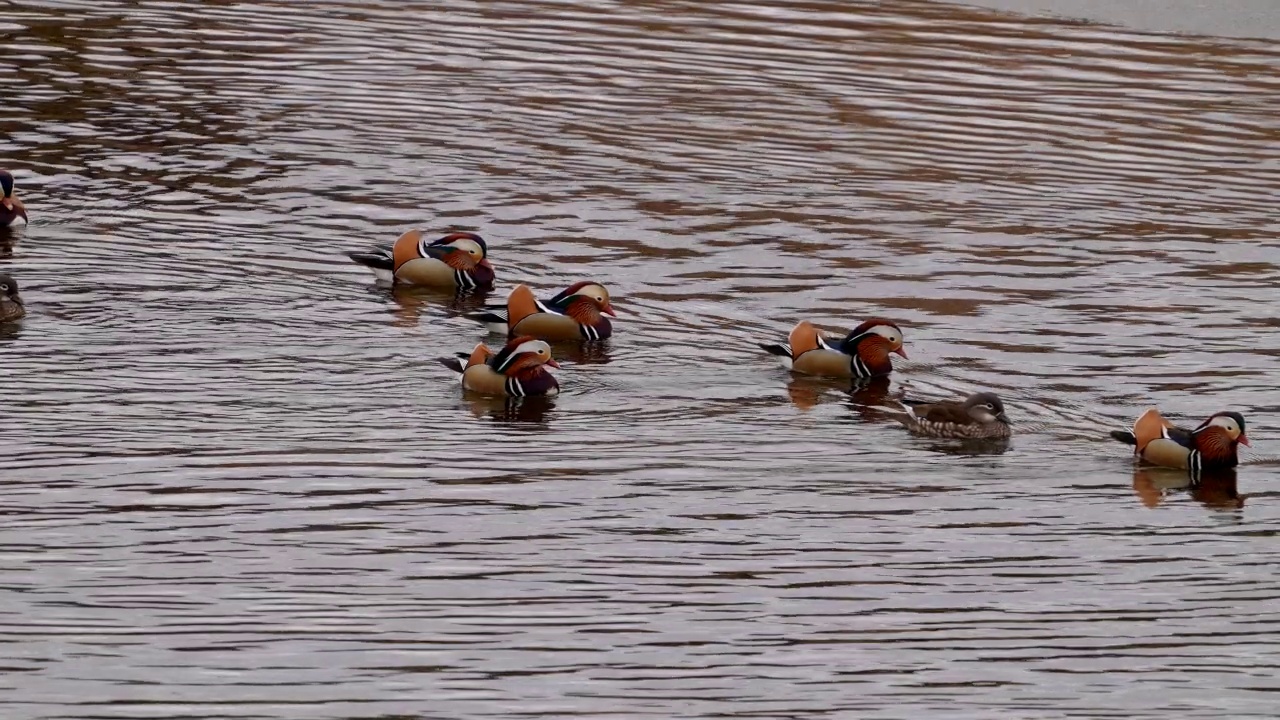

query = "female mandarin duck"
[[0, 170, 27, 227], [760, 319, 906, 378], [0, 274, 24, 323], [348, 230, 494, 290], [438, 336, 561, 397], [900, 392, 1011, 439], [1111, 408, 1249, 472], [466, 282, 616, 341]]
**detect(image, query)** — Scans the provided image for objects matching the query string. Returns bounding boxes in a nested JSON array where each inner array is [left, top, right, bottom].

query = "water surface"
[[2, 0, 1279, 718]]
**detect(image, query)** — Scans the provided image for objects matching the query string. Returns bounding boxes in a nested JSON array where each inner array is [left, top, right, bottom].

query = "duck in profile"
[[0, 274, 24, 323], [0, 170, 27, 227], [759, 319, 906, 379], [438, 336, 561, 397], [0, 274, 24, 322], [899, 391, 1011, 439], [1110, 408, 1249, 472], [348, 230, 494, 290], [465, 282, 616, 341]]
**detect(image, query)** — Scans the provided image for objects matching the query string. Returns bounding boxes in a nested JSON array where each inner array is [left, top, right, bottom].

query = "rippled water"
[[3, 1, 1279, 717]]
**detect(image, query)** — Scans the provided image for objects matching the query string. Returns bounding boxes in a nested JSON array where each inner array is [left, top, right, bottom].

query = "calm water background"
[[2, 1, 1279, 718]]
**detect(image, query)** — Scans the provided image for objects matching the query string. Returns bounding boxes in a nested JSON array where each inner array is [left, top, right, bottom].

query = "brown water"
[[2, 1, 1279, 718]]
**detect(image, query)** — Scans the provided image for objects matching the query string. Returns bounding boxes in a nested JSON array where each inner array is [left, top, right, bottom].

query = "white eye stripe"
[[512, 340, 551, 356], [868, 325, 900, 340]]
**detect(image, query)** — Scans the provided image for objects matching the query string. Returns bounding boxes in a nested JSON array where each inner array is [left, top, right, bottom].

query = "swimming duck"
[[348, 230, 494, 290], [1110, 408, 1249, 472], [0, 274, 24, 322], [900, 391, 1011, 439], [438, 335, 561, 397], [759, 319, 906, 378], [0, 170, 27, 227], [465, 282, 615, 341]]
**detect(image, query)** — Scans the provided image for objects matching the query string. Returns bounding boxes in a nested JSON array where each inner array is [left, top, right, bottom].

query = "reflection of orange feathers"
[[1132, 408, 1173, 454], [391, 229, 423, 270], [465, 343, 493, 369], [787, 321, 822, 356], [506, 285, 541, 327]]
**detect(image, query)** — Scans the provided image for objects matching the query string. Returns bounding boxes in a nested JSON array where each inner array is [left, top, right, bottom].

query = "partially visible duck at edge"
[[439, 335, 561, 397], [466, 282, 616, 341], [1111, 408, 1249, 472], [348, 230, 494, 290], [759, 319, 906, 379], [0, 170, 27, 227], [900, 391, 1011, 439], [0, 274, 24, 323]]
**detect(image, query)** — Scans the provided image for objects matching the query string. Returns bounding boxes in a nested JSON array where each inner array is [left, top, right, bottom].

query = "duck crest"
[[490, 335, 542, 374], [548, 281, 603, 306], [841, 318, 901, 350], [436, 231, 487, 254]]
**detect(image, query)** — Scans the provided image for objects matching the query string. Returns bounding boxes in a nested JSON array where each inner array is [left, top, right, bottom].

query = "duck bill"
[[545, 358, 561, 369], [893, 346, 908, 359], [478, 258, 493, 270], [602, 304, 617, 317], [1238, 433, 1250, 447], [997, 413, 1010, 424]]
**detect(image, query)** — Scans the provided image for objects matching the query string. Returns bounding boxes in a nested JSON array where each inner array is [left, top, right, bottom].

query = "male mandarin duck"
[[760, 319, 906, 379], [438, 335, 561, 397], [1110, 408, 1249, 472], [0, 274, 24, 323], [465, 282, 616, 341], [0, 170, 27, 227], [900, 392, 1011, 439], [348, 230, 494, 290]]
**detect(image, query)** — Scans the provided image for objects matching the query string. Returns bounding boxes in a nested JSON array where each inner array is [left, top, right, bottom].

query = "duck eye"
[[984, 403, 994, 410]]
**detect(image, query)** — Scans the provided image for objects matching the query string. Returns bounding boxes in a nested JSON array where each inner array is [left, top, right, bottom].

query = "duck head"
[[0, 274, 23, 306], [1194, 411, 1249, 447], [963, 392, 1008, 424], [551, 281, 616, 318], [491, 336, 561, 375], [431, 231, 493, 283], [0, 170, 26, 223], [840, 318, 906, 374]]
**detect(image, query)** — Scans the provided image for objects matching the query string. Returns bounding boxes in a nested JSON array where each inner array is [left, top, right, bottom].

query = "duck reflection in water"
[[464, 395, 556, 425], [385, 284, 493, 327], [786, 375, 896, 413], [1132, 466, 1243, 511], [555, 339, 612, 366]]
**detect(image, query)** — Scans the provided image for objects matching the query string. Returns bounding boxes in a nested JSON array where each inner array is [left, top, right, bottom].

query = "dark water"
[[2, 1, 1279, 718]]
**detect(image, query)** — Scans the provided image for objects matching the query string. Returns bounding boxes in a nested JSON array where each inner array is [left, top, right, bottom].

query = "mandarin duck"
[[438, 336, 561, 397], [348, 230, 494, 290], [760, 319, 906, 379], [1110, 408, 1249, 472], [465, 282, 616, 341], [0, 274, 24, 323], [900, 392, 1011, 439], [0, 170, 27, 227]]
